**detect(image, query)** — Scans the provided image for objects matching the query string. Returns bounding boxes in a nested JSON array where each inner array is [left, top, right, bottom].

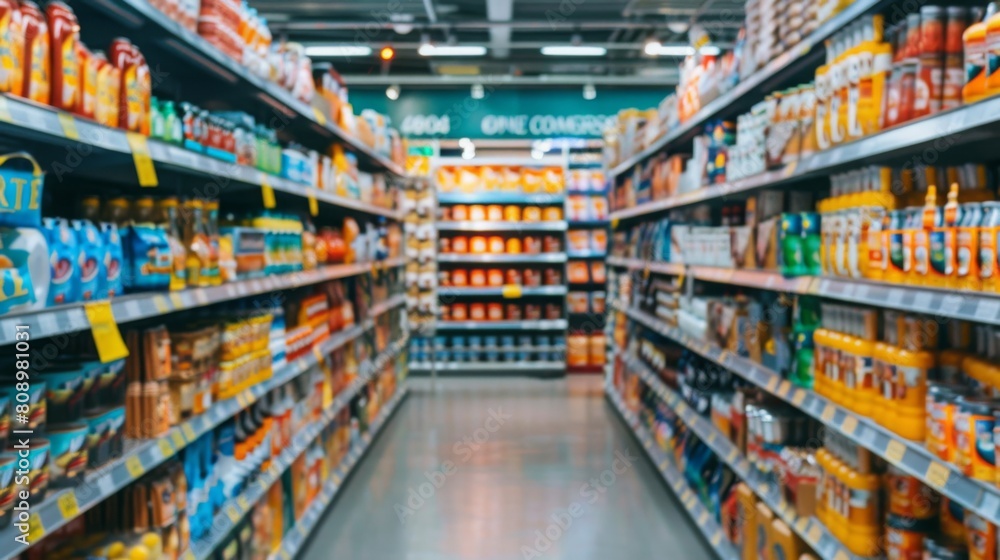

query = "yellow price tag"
[[0, 95, 12, 122], [180, 552, 195, 560], [834, 551, 849, 560], [172, 430, 186, 449], [226, 505, 241, 523], [502, 284, 523, 298], [58, 112, 80, 140], [125, 455, 145, 479], [169, 292, 184, 308], [154, 295, 170, 313], [308, 191, 319, 216], [158, 439, 174, 458], [57, 492, 80, 520], [84, 301, 129, 363], [698, 510, 709, 524], [841, 416, 858, 435], [791, 390, 806, 407], [711, 532, 722, 547], [126, 132, 159, 187], [795, 516, 809, 533], [332, 474, 342, 486], [926, 462, 951, 489], [312, 107, 328, 126], [765, 376, 779, 392], [183, 424, 197, 442], [27, 513, 45, 542], [821, 404, 836, 423], [237, 496, 250, 511], [236, 393, 249, 408], [777, 381, 791, 397], [885, 440, 907, 463], [261, 182, 277, 209], [807, 524, 822, 543], [726, 447, 738, 463]]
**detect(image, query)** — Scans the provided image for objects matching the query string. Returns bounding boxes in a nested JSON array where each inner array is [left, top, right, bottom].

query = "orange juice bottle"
[[813, 328, 830, 397], [966, 4, 996, 103], [816, 65, 832, 151]]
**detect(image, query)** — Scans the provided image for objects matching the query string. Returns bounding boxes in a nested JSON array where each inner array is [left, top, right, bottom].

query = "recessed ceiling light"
[[644, 43, 694, 56], [419, 44, 487, 56], [303, 45, 372, 57], [386, 85, 400, 100], [583, 84, 596, 100], [541, 45, 607, 56]]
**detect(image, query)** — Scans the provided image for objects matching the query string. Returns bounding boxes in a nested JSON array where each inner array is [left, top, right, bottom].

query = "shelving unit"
[[437, 253, 568, 264], [436, 221, 569, 232], [606, 386, 740, 560]]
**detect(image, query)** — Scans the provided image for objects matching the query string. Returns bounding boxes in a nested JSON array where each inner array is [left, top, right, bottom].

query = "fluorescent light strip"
[[304, 45, 372, 57], [540, 45, 607, 56], [419, 44, 487, 56], [644, 42, 722, 57]]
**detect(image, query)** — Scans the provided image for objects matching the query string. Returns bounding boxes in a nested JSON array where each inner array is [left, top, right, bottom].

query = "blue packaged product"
[[501, 335, 516, 361], [483, 335, 499, 362], [42, 217, 79, 305], [99, 222, 124, 298], [72, 220, 104, 301], [122, 223, 172, 291], [518, 335, 533, 362], [0, 152, 44, 228], [0, 227, 48, 314], [468, 336, 482, 361]]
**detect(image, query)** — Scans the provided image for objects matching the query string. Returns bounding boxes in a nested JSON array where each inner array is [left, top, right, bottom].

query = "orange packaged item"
[[567, 195, 589, 221], [469, 205, 486, 221], [543, 167, 564, 193], [505, 304, 522, 320], [0, 1, 23, 95], [47, 1, 78, 112], [502, 167, 521, 191], [481, 166, 501, 190], [470, 303, 486, 321], [591, 197, 610, 220], [965, 510, 995, 560], [94, 51, 120, 128], [568, 292, 589, 313], [457, 167, 479, 192], [470, 236, 488, 253], [504, 205, 521, 221], [545, 303, 560, 320], [506, 238, 522, 254], [543, 235, 560, 253], [544, 268, 562, 285], [488, 236, 505, 254], [20, 1, 49, 104], [110, 37, 140, 132], [452, 269, 468, 286], [76, 41, 98, 119], [437, 166, 457, 191], [590, 334, 607, 365], [487, 205, 503, 221], [590, 262, 607, 283], [568, 334, 589, 367], [505, 269, 522, 285], [470, 269, 486, 287], [568, 262, 590, 284], [452, 205, 469, 220], [522, 168, 543, 193], [451, 303, 468, 321], [487, 303, 503, 321], [487, 269, 504, 286], [542, 207, 563, 221], [568, 230, 590, 253], [592, 230, 608, 253], [524, 235, 541, 254], [452, 236, 468, 253], [523, 269, 541, 287], [524, 304, 541, 320], [523, 206, 542, 221]]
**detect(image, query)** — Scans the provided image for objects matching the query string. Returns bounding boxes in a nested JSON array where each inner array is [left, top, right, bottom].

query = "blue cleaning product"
[[72, 220, 104, 301], [0, 227, 48, 313], [99, 222, 124, 298], [41, 217, 78, 305]]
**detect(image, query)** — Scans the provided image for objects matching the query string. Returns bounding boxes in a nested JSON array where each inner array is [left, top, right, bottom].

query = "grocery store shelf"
[[567, 220, 611, 227], [0, 257, 404, 347], [612, 301, 1000, 528], [266, 387, 408, 560], [408, 361, 565, 373], [607, 0, 889, 180], [188, 367, 410, 560], [368, 293, 407, 319], [0, 94, 403, 218], [566, 251, 607, 259], [436, 221, 568, 232], [72, 0, 403, 175], [439, 286, 568, 297], [437, 193, 566, 205], [436, 156, 565, 166], [605, 387, 739, 560], [607, 256, 1000, 327], [620, 354, 864, 560], [437, 253, 568, 264], [434, 319, 568, 331], [413, 345, 565, 353]]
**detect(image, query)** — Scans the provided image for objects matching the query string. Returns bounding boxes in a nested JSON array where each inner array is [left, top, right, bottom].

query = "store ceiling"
[[260, 0, 743, 86]]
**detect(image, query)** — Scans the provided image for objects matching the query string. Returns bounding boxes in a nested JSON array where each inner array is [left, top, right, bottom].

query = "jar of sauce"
[[524, 235, 541, 254], [451, 303, 468, 321], [506, 238, 522, 254], [525, 304, 541, 320], [451, 269, 468, 287], [452, 205, 469, 220], [470, 236, 488, 254], [545, 303, 561, 320], [505, 304, 522, 321], [488, 236, 505, 254], [487, 205, 503, 221], [487, 303, 503, 321], [470, 303, 486, 321], [524, 269, 541, 286], [544, 268, 562, 285], [470, 269, 486, 287], [487, 269, 504, 286], [543, 235, 561, 253], [504, 205, 521, 221], [505, 269, 522, 285], [452, 236, 468, 253]]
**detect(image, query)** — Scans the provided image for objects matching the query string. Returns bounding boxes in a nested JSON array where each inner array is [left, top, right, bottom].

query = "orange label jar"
[[887, 466, 936, 520], [523, 206, 541, 221], [451, 236, 468, 253], [505, 303, 521, 320], [524, 304, 541, 320], [469, 205, 486, 221], [470, 269, 486, 287], [954, 397, 1000, 481], [451, 303, 468, 321], [487, 269, 504, 286], [965, 510, 995, 560], [46, 1, 78, 112], [545, 303, 561, 320], [20, 1, 49, 105], [488, 236, 505, 254], [469, 303, 486, 321], [487, 303, 503, 321], [524, 235, 541, 254], [451, 269, 468, 287], [487, 205, 503, 221], [506, 237, 522, 254], [470, 236, 488, 254], [886, 514, 930, 560], [504, 205, 521, 221], [452, 205, 469, 220], [505, 269, 522, 285], [523, 269, 541, 287], [542, 206, 563, 221]]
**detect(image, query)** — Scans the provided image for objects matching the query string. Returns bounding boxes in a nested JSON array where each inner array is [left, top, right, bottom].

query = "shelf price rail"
[[0, 298, 407, 560], [612, 301, 1000, 529], [0, 258, 405, 346], [605, 386, 740, 560], [607, 255, 1000, 328], [184, 336, 411, 560], [618, 353, 867, 560]]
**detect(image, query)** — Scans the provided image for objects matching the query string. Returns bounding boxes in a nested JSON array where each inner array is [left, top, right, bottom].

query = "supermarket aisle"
[[298, 377, 714, 560]]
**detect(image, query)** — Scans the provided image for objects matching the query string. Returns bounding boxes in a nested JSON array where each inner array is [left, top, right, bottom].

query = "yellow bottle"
[[890, 344, 935, 441], [813, 328, 831, 397], [844, 465, 883, 556], [851, 335, 876, 416]]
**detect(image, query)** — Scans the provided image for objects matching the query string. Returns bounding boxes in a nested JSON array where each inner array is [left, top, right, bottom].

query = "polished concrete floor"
[[298, 376, 715, 560]]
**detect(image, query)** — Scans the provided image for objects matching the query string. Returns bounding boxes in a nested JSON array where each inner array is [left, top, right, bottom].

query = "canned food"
[[505, 269, 522, 285], [504, 205, 521, 221], [451, 303, 468, 321], [964, 510, 995, 560], [955, 396, 1000, 480], [487, 205, 503, 221], [887, 465, 936, 520], [438, 271, 451, 287], [940, 495, 966, 545], [452, 269, 468, 287], [545, 303, 561, 320], [543, 235, 561, 253], [544, 268, 562, 286], [524, 235, 542, 254], [470, 236, 488, 254], [927, 382, 968, 462], [886, 514, 930, 560], [506, 238, 522, 254], [440, 304, 451, 321], [452, 205, 469, 220], [469, 205, 486, 221]]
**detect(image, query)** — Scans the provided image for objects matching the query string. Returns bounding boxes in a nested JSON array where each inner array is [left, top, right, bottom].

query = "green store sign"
[[350, 88, 665, 139]]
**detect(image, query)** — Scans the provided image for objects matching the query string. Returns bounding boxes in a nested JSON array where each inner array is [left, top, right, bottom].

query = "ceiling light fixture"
[[540, 45, 607, 56], [643, 38, 662, 56], [303, 45, 372, 57], [419, 44, 487, 56], [471, 84, 485, 99], [380, 46, 396, 61], [700, 45, 722, 55], [644, 43, 693, 56], [385, 85, 400, 100], [583, 84, 596, 100]]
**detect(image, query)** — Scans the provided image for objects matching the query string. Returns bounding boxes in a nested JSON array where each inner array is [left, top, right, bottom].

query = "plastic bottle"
[[903, 206, 923, 284], [986, 3, 1000, 96], [46, 1, 78, 112], [154, 198, 187, 291], [980, 201, 1000, 291], [203, 200, 221, 285], [93, 51, 118, 128], [0, 0, 22, 95], [182, 199, 210, 287], [19, 1, 48, 104], [844, 463, 883, 556]]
